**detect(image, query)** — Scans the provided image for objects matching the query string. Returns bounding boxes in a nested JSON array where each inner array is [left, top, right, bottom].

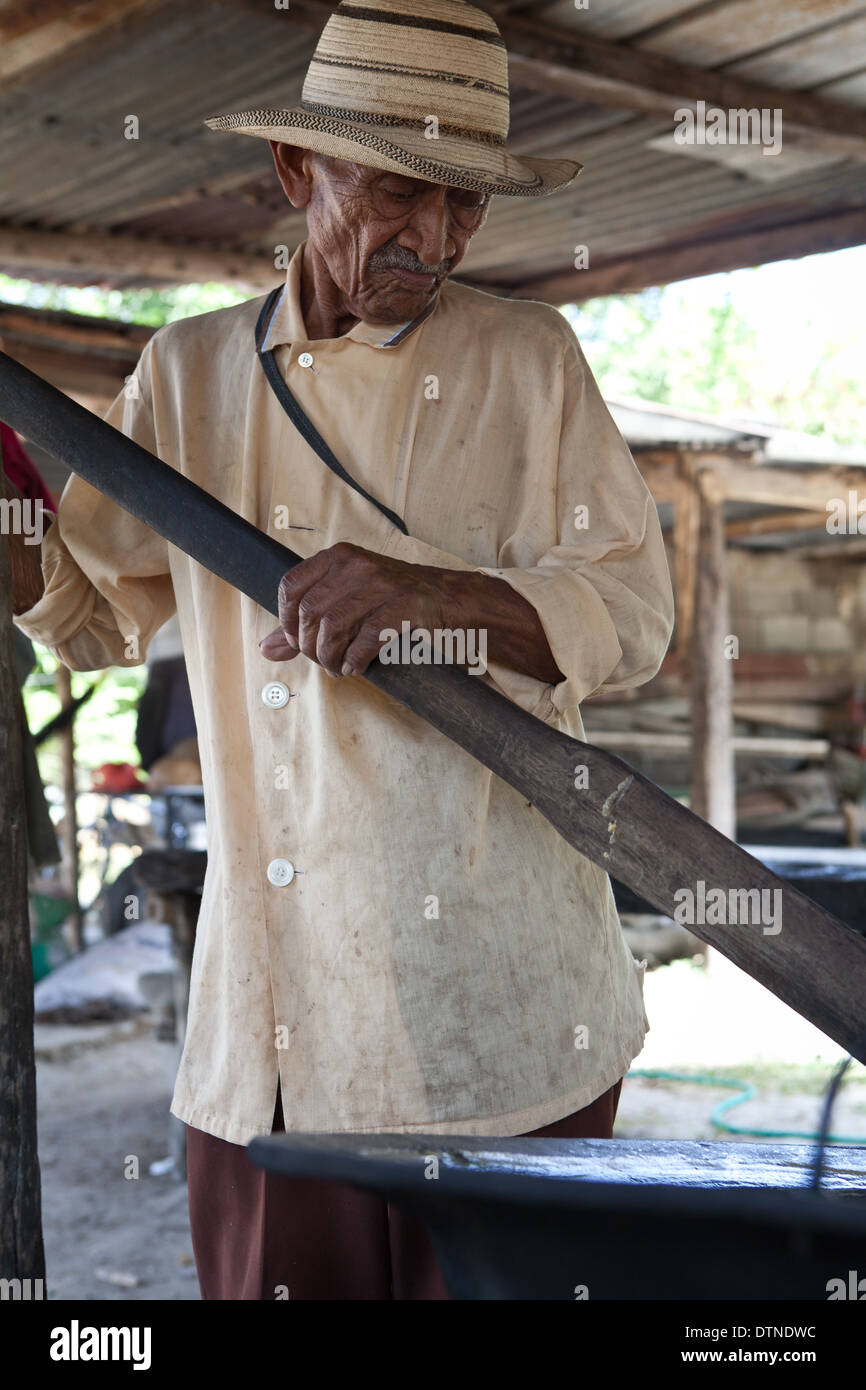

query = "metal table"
[[249, 1134, 866, 1299]]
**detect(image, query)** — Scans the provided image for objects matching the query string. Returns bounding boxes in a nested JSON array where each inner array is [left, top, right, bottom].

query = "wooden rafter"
[[641, 451, 866, 511], [485, 4, 866, 159], [0, 0, 162, 86], [725, 509, 830, 541], [0, 225, 279, 291], [515, 208, 866, 304], [689, 470, 736, 837]]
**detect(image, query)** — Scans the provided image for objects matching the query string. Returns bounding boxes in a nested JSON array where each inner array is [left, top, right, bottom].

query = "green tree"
[[563, 280, 865, 447]]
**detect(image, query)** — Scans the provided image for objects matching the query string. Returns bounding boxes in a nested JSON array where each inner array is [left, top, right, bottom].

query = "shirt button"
[[267, 858, 295, 887], [298, 352, 314, 368], [262, 681, 291, 708]]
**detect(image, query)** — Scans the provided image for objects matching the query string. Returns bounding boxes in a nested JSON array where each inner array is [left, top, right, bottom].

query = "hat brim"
[[205, 108, 581, 198]]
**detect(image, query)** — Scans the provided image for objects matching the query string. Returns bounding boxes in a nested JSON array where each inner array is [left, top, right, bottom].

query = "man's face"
[[271, 145, 490, 323]]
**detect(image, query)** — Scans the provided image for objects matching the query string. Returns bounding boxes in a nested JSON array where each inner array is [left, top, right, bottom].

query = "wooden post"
[[672, 473, 700, 656], [0, 532, 46, 1290], [689, 470, 736, 839], [56, 665, 82, 952]]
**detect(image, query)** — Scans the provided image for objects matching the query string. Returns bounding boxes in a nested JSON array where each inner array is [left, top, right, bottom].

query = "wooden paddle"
[[2, 348, 865, 1061]]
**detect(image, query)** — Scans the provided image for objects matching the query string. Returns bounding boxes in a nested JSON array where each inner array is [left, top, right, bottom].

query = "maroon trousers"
[[187, 1079, 623, 1300]]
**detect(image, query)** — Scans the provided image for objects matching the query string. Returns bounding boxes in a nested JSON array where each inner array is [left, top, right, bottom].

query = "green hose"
[[627, 1068, 866, 1144]]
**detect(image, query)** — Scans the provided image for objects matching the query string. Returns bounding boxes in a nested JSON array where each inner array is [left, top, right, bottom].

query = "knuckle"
[[322, 604, 352, 632], [317, 613, 339, 641]]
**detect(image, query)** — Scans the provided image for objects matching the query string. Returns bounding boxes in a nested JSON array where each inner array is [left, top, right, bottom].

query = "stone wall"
[[725, 547, 866, 679]]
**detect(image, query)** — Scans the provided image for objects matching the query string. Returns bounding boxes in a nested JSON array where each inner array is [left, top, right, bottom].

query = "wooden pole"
[[690, 472, 736, 839], [589, 731, 829, 759], [672, 474, 699, 657], [0, 225, 279, 292], [55, 665, 83, 953], [0, 531, 46, 1291]]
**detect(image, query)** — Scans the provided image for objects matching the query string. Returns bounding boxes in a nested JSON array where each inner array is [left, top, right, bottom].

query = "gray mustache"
[[368, 243, 451, 276]]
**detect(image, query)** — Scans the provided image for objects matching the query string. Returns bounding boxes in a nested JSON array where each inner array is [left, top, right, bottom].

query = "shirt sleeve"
[[380, 321, 674, 725], [13, 340, 176, 672]]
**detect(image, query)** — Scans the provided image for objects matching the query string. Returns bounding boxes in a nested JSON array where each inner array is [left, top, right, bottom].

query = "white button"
[[267, 858, 295, 886], [262, 681, 291, 709], [298, 352, 314, 368]]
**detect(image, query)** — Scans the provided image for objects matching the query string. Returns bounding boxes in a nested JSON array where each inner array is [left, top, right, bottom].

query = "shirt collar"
[[262, 241, 441, 352]]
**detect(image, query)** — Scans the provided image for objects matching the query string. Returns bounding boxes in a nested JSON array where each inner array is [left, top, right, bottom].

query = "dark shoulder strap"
[[255, 288, 409, 536]]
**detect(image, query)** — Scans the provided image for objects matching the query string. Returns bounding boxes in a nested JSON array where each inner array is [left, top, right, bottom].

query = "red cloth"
[[0, 421, 56, 511]]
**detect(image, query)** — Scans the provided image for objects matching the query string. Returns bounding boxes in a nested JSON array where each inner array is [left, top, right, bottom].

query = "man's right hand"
[[3, 472, 48, 616]]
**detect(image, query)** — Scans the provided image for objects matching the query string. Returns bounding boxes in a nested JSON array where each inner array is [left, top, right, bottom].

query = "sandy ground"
[[34, 951, 866, 1302], [36, 1021, 198, 1302]]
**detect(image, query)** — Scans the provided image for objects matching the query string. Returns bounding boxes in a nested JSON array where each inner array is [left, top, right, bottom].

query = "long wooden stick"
[[2, 349, 865, 1060]]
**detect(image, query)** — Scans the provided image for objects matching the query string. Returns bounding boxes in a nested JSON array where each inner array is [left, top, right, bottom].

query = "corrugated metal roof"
[[0, 0, 864, 297]]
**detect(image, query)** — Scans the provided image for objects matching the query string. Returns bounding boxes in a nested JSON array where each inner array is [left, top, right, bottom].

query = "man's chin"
[[362, 275, 441, 323]]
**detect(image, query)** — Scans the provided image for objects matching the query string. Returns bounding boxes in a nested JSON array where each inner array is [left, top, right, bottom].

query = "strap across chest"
[[254, 287, 409, 536]]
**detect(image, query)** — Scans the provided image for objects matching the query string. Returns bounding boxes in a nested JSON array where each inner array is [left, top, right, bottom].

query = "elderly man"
[[11, 0, 673, 1299]]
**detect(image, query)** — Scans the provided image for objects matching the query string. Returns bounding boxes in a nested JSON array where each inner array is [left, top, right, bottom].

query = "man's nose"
[[401, 190, 455, 267]]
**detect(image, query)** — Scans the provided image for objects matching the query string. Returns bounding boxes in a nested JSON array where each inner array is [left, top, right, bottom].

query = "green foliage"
[[564, 278, 865, 447], [23, 646, 147, 784], [0, 274, 249, 326]]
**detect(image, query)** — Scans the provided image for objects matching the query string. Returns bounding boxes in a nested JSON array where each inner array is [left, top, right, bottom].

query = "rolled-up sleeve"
[[13, 340, 175, 672], [382, 322, 674, 724]]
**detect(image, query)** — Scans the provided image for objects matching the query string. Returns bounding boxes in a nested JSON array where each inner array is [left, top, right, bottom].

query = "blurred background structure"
[[1, 0, 866, 1298]]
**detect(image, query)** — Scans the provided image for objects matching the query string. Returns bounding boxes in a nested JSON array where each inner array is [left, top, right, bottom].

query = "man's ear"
[[269, 141, 314, 209]]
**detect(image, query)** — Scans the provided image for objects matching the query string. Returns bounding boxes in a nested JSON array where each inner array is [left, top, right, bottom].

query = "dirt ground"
[[37, 1021, 198, 1302], [35, 955, 866, 1302]]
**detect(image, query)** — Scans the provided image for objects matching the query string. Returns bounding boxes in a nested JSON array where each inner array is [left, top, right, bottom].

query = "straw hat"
[[206, 0, 581, 198]]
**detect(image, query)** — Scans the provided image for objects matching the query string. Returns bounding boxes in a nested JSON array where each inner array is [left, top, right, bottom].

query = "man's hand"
[[2, 472, 47, 616], [259, 541, 564, 684], [260, 542, 454, 677]]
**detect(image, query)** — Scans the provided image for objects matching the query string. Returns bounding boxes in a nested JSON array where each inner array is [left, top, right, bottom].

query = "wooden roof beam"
[[0, 225, 279, 291], [658, 453, 866, 510], [0, 0, 163, 86], [0, 304, 152, 358], [483, 5, 866, 159], [515, 207, 866, 304], [725, 509, 830, 541]]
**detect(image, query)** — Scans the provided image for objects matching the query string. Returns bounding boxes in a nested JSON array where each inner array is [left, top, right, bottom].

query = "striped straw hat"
[[206, 0, 581, 198]]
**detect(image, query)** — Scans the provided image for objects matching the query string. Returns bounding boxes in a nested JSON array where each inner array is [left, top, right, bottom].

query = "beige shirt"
[[17, 243, 674, 1145]]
